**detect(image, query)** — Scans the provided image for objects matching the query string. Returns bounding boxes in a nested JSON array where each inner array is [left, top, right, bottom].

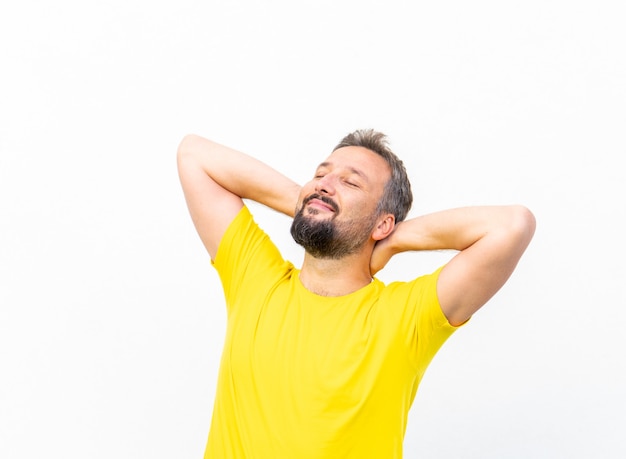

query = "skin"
[[294, 146, 396, 296], [177, 134, 536, 326]]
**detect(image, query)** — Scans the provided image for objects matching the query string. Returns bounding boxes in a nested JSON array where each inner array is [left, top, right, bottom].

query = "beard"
[[290, 194, 378, 259]]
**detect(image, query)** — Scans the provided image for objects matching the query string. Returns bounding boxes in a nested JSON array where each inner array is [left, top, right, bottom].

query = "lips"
[[303, 194, 338, 213]]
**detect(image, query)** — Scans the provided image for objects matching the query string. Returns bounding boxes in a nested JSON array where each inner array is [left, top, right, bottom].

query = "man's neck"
[[299, 251, 373, 297]]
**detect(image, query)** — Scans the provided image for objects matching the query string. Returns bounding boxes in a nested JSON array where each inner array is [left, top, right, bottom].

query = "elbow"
[[510, 205, 536, 246], [177, 133, 201, 162]]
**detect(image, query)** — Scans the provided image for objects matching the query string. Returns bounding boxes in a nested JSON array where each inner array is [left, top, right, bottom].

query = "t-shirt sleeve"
[[385, 266, 466, 373], [212, 206, 290, 313]]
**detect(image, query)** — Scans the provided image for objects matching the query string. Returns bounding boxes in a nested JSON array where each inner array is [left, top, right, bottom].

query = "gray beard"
[[290, 207, 376, 259]]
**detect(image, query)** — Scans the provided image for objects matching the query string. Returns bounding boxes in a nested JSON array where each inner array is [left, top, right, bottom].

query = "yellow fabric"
[[205, 206, 460, 458]]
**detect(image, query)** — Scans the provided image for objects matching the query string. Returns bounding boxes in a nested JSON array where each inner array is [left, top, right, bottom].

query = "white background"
[[1, 1, 624, 458]]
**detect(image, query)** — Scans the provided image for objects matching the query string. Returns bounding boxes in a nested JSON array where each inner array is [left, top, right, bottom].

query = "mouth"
[[303, 194, 338, 214]]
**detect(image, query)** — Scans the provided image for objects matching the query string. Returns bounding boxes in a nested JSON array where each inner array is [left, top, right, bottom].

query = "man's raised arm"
[[177, 134, 301, 259], [370, 205, 536, 326]]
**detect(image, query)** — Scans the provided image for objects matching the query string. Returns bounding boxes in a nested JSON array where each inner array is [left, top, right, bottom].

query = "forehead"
[[319, 146, 391, 183]]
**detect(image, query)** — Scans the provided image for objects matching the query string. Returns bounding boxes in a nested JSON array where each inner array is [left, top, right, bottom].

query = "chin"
[[305, 208, 333, 219]]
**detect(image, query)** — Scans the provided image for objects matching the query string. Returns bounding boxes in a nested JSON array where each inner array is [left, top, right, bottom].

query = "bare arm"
[[371, 205, 536, 326], [177, 134, 301, 259]]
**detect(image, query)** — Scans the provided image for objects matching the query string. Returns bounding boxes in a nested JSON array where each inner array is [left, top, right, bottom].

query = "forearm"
[[371, 205, 535, 276], [177, 134, 301, 217], [391, 205, 535, 254]]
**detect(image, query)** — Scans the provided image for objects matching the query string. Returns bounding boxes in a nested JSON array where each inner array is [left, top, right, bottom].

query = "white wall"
[[1, 1, 624, 457]]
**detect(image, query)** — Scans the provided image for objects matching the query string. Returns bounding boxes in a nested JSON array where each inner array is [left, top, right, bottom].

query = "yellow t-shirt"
[[206, 206, 459, 458]]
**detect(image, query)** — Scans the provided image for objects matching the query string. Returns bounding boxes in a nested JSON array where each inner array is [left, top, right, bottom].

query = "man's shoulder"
[[378, 266, 444, 296], [214, 205, 289, 276]]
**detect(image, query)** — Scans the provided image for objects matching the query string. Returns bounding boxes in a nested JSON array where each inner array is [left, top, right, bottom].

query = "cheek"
[[296, 184, 314, 207], [346, 196, 377, 219], [301, 182, 315, 194], [301, 179, 323, 197]]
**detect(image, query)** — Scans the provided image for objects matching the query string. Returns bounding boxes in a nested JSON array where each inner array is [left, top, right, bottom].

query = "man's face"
[[290, 146, 391, 259]]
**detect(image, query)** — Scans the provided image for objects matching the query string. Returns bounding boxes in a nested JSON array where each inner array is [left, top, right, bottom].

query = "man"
[[177, 129, 535, 458]]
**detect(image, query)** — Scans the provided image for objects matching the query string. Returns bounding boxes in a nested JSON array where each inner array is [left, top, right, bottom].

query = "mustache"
[[302, 193, 339, 213]]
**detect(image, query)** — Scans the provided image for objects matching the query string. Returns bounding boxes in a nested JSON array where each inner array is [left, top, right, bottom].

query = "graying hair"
[[333, 129, 413, 222]]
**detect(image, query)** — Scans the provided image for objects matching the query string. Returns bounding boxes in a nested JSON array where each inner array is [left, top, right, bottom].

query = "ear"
[[372, 214, 395, 241]]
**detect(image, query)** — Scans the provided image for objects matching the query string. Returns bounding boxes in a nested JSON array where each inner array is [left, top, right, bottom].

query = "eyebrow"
[[317, 162, 369, 182]]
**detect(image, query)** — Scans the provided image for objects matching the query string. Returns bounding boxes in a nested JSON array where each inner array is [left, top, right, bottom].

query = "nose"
[[315, 174, 335, 195]]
